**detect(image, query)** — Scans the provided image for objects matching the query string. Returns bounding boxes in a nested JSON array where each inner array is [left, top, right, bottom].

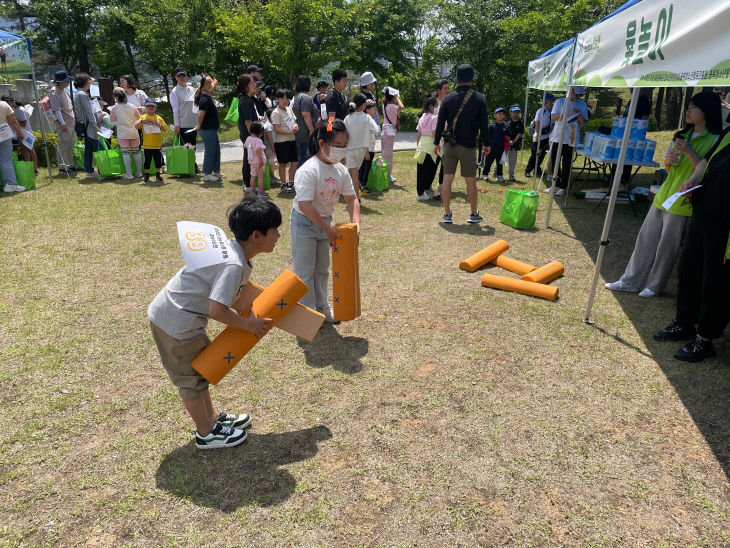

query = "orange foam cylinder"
[[490, 255, 537, 276], [521, 261, 564, 284], [481, 273, 558, 301], [191, 269, 308, 384], [332, 223, 361, 321], [459, 240, 509, 272]]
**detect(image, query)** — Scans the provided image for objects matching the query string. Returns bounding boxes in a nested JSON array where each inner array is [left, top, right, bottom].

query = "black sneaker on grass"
[[468, 211, 484, 223], [674, 337, 717, 363], [143, 173, 150, 183], [653, 320, 695, 342], [442, 211, 453, 224], [216, 411, 252, 429], [155, 173, 163, 182], [195, 423, 247, 450]]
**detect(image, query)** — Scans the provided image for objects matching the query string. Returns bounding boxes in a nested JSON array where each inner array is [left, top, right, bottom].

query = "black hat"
[[53, 70, 72, 83], [247, 65, 263, 74], [174, 67, 187, 77], [456, 64, 477, 83]]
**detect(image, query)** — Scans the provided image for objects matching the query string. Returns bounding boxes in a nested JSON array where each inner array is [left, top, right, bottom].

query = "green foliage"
[[398, 108, 421, 132]]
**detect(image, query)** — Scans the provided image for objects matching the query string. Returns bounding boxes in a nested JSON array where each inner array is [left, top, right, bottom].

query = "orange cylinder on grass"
[[520, 261, 564, 284], [490, 255, 537, 276], [481, 273, 558, 301], [459, 240, 509, 272], [191, 269, 308, 384], [332, 223, 361, 321]]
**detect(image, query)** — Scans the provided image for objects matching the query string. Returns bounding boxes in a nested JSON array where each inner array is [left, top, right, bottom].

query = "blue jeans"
[[199, 129, 220, 174], [290, 209, 331, 309], [297, 142, 309, 167], [0, 139, 17, 186], [84, 136, 99, 173]]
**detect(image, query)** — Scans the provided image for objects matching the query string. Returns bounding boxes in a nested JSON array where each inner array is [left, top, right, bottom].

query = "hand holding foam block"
[[459, 240, 509, 272], [192, 270, 308, 384], [481, 273, 558, 301], [490, 255, 537, 276], [332, 223, 361, 321], [520, 261, 564, 284]]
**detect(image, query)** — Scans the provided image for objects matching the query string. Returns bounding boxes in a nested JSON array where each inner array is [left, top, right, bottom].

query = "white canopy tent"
[[527, 0, 730, 323]]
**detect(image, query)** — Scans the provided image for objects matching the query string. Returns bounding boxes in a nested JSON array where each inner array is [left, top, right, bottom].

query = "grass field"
[[1, 136, 729, 547]]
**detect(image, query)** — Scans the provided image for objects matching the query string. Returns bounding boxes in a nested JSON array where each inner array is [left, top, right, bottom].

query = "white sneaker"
[[135, 172, 143, 178], [2, 184, 25, 192], [195, 423, 247, 450], [121, 174, 134, 180], [555, 188, 566, 197], [496, 176, 505, 182], [605, 280, 638, 292], [543, 186, 554, 194], [214, 172, 225, 179], [638, 288, 657, 298], [243, 185, 252, 193], [203, 174, 220, 182], [316, 306, 340, 324], [84, 171, 99, 179], [417, 193, 430, 201]]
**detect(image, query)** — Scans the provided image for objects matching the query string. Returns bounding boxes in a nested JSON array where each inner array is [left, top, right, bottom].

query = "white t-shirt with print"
[[344, 111, 379, 150], [293, 156, 356, 217]]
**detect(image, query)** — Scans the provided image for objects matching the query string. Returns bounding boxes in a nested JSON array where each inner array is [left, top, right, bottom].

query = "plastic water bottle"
[[665, 141, 682, 166]]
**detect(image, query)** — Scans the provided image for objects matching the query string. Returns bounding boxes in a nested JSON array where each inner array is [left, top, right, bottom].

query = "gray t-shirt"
[[292, 92, 317, 144], [148, 239, 251, 340]]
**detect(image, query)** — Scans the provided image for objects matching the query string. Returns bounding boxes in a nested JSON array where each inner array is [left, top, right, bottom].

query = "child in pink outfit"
[[244, 121, 267, 197]]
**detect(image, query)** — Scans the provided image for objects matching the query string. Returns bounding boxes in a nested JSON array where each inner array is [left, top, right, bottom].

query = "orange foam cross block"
[[521, 261, 564, 284], [481, 273, 558, 301], [490, 255, 537, 276], [459, 240, 509, 272], [332, 223, 361, 321], [191, 269, 308, 384]]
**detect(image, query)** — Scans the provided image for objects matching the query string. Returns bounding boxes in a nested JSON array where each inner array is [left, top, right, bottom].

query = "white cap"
[[360, 72, 376, 86]]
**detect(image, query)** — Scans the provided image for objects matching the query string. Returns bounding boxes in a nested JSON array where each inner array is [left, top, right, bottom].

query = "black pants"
[[550, 142, 574, 189], [676, 218, 730, 339], [143, 149, 163, 172], [483, 149, 503, 177], [179, 128, 198, 171], [242, 144, 251, 187], [359, 152, 373, 190], [417, 154, 439, 195], [526, 139, 549, 175]]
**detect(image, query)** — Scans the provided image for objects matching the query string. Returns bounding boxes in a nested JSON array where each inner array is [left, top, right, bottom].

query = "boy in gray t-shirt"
[[148, 197, 282, 449]]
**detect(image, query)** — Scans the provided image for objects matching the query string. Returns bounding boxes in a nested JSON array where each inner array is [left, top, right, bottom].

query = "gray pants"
[[0, 139, 17, 187], [56, 125, 75, 169], [619, 205, 688, 293], [507, 148, 518, 178], [290, 209, 331, 309]]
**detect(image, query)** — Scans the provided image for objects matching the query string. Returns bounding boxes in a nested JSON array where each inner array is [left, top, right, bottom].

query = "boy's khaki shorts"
[[150, 322, 210, 400], [441, 143, 478, 178]]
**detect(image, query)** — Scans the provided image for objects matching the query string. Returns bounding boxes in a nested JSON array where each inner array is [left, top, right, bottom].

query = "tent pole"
[[583, 87, 640, 323], [27, 39, 53, 185], [520, 81, 529, 164], [677, 87, 687, 131], [532, 90, 547, 191], [544, 86, 570, 228]]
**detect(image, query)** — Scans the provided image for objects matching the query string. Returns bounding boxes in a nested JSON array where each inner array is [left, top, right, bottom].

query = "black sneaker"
[[143, 173, 150, 183], [216, 411, 252, 429], [155, 173, 163, 182], [653, 320, 695, 342], [195, 422, 247, 449], [673, 337, 717, 363], [468, 211, 484, 223], [442, 211, 453, 224]]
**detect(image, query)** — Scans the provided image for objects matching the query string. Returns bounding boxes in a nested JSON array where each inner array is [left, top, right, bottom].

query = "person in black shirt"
[[481, 108, 507, 182], [237, 74, 263, 191], [654, 113, 730, 363], [193, 75, 221, 181], [326, 68, 349, 121], [506, 105, 524, 181], [433, 64, 489, 224]]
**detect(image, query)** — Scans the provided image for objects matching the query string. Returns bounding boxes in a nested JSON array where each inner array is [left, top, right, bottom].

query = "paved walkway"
[[189, 132, 418, 165]]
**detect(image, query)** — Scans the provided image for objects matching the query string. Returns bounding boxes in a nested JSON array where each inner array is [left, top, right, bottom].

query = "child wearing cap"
[[506, 105, 524, 181], [135, 98, 168, 182], [481, 108, 508, 182]]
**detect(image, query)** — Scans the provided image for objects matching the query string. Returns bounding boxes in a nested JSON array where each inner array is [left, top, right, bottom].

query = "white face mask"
[[324, 146, 347, 163]]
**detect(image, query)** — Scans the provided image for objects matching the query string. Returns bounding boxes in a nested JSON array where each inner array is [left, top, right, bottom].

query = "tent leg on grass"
[[583, 87, 640, 324]]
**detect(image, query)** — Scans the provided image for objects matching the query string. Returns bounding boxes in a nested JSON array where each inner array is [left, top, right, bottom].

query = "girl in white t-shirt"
[[344, 93, 378, 195], [291, 120, 361, 322]]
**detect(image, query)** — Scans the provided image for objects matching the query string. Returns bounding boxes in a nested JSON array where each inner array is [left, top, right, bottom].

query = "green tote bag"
[[13, 160, 35, 189], [366, 156, 389, 192], [165, 135, 195, 175], [499, 189, 540, 229], [224, 97, 239, 123], [93, 139, 124, 178], [73, 137, 85, 169]]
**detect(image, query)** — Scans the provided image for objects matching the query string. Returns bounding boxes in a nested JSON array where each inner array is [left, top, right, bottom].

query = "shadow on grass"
[[297, 323, 368, 373], [440, 223, 496, 236], [559, 202, 730, 478], [156, 425, 332, 511]]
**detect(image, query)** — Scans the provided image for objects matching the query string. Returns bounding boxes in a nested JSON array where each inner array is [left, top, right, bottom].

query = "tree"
[[0, 0, 34, 32], [91, 1, 139, 79]]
